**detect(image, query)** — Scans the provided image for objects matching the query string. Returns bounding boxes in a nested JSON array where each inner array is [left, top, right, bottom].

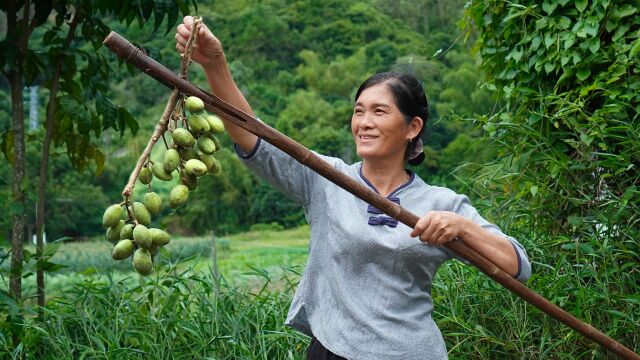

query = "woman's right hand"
[[175, 16, 225, 68], [176, 16, 258, 152]]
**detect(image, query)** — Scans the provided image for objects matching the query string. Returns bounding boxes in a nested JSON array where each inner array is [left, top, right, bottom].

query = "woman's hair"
[[354, 72, 429, 166]]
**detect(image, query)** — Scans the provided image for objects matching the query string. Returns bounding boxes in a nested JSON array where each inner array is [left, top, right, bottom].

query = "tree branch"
[[121, 17, 202, 198], [121, 89, 180, 198]]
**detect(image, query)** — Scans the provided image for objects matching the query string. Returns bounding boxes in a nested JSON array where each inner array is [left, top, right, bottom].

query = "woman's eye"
[[354, 109, 363, 115], [375, 109, 385, 115]]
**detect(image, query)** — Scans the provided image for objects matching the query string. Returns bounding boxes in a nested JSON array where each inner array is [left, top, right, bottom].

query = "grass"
[[1, 225, 638, 359], [0, 225, 310, 298]]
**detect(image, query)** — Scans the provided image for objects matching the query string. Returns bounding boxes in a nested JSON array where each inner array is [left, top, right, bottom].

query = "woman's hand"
[[410, 211, 470, 246], [175, 16, 225, 67]]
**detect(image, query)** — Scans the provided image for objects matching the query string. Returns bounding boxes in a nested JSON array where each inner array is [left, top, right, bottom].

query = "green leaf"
[[608, 64, 626, 78], [630, 39, 640, 58], [558, 17, 571, 29], [544, 62, 555, 74], [576, 68, 591, 81], [95, 93, 118, 130], [530, 185, 539, 197], [575, 0, 588, 12], [544, 34, 555, 48], [153, 0, 167, 33], [528, 113, 542, 125], [36, 259, 68, 272], [165, 0, 180, 35], [0, 292, 21, 317], [584, 23, 598, 37], [94, 148, 105, 176], [614, 4, 636, 18], [564, 33, 576, 49], [580, 133, 593, 146], [510, 47, 523, 62], [119, 108, 139, 136], [43, 242, 62, 258], [612, 23, 630, 42], [531, 36, 542, 50], [139, 0, 154, 23], [542, 1, 557, 15], [588, 39, 600, 54]]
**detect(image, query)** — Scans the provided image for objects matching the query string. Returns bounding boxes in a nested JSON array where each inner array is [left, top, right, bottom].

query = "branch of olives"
[[103, 17, 228, 276]]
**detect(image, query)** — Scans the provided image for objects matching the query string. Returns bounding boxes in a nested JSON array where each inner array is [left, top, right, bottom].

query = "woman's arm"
[[175, 16, 258, 152], [410, 210, 524, 279]]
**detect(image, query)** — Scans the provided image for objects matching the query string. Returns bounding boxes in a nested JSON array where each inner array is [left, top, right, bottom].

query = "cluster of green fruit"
[[102, 202, 168, 275], [141, 96, 224, 207], [102, 96, 225, 276]]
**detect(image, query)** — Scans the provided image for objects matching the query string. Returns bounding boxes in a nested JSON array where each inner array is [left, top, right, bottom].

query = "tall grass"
[[1, 225, 638, 359], [2, 267, 307, 360]]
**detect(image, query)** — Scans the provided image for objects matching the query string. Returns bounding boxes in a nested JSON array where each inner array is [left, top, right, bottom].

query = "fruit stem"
[[161, 132, 169, 150], [122, 197, 135, 223], [179, 17, 202, 80], [121, 18, 202, 198], [121, 90, 180, 197]]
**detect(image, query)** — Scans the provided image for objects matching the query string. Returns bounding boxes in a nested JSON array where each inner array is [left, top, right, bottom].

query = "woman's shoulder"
[[408, 175, 467, 208], [314, 151, 352, 171]]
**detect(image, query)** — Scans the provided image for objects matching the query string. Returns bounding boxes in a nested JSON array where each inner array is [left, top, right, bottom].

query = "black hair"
[[354, 72, 429, 166]]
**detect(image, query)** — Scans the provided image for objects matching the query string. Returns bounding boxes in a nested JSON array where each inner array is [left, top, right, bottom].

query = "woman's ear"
[[407, 116, 423, 140]]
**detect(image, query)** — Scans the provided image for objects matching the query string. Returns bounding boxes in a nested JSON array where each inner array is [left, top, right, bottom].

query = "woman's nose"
[[357, 112, 374, 129]]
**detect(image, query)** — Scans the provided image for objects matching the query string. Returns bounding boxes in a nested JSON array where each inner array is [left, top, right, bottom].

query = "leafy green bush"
[[459, 0, 640, 357]]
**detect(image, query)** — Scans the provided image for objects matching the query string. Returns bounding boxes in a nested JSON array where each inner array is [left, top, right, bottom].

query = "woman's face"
[[351, 82, 421, 163]]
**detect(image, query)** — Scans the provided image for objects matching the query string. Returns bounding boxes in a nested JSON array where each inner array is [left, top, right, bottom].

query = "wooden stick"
[[103, 31, 640, 360]]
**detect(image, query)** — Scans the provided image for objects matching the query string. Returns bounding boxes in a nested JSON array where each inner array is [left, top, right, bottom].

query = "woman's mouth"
[[359, 135, 378, 142]]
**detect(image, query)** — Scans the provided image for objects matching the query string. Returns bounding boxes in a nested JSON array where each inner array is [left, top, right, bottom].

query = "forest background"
[[0, 0, 638, 359], [1, 0, 493, 239]]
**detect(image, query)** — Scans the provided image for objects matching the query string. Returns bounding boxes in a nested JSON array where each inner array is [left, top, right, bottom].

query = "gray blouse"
[[235, 139, 531, 360]]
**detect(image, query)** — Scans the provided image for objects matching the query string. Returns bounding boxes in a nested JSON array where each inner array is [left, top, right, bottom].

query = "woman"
[[176, 16, 530, 360]]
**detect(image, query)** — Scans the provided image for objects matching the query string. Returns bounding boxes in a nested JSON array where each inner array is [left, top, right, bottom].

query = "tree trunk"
[[9, 70, 25, 305], [35, 11, 81, 316], [6, 0, 31, 348]]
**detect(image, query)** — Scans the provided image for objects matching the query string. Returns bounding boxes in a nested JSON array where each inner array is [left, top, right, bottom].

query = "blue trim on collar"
[[357, 164, 415, 197]]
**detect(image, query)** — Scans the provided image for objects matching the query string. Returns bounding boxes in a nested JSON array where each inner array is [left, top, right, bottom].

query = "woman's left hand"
[[410, 211, 470, 246]]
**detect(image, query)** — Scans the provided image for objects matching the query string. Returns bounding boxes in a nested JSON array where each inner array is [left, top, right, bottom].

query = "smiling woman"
[[176, 15, 531, 360], [352, 73, 427, 196]]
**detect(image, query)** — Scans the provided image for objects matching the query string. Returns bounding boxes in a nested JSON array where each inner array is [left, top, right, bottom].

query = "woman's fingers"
[[420, 220, 442, 245], [411, 212, 441, 245], [410, 214, 431, 238], [411, 211, 461, 246], [434, 229, 454, 246], [176, 24, 191, 38]]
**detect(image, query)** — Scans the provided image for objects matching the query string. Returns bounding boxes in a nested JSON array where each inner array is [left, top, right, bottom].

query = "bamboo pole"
[[103, 31, 639, 360]]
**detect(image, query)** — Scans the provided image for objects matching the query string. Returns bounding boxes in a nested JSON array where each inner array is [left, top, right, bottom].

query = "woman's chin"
[[357, 149, 378, 160]]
